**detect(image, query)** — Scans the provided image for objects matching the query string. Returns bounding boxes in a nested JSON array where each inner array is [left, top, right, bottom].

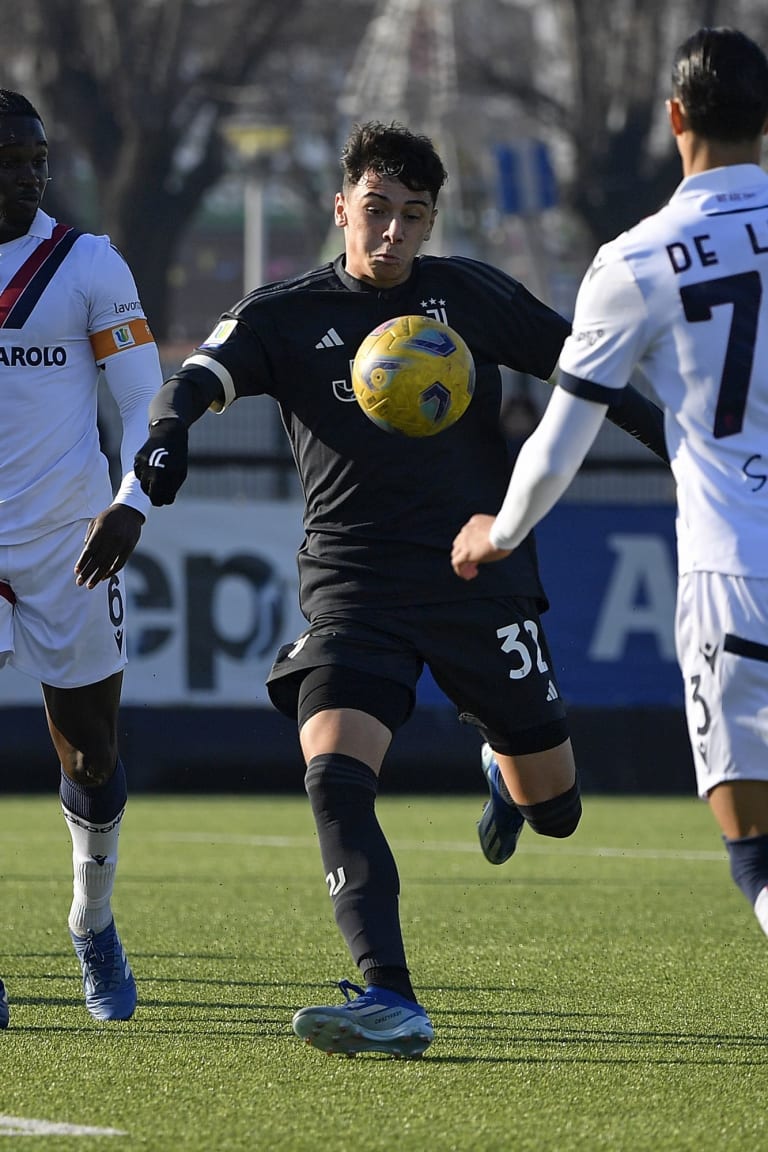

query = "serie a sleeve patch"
[[89, 318, 155, 361]]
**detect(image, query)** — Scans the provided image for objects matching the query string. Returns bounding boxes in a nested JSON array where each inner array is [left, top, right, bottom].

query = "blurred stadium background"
[[5, 0, 767, 792]]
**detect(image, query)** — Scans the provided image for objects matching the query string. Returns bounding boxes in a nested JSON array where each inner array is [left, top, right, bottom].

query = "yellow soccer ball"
[[352, 315, 476, 437]]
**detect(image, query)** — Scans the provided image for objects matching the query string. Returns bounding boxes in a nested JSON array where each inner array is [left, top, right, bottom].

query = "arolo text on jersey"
[[0, 345, 66, 366]]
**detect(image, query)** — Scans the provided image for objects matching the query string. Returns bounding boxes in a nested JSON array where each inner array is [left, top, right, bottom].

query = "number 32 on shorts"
[[497, 621, 548, 679]]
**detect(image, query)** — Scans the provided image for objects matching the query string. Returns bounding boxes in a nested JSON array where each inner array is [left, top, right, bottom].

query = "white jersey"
[[0, 209, 162, 544], [558, 164, 768, 578]]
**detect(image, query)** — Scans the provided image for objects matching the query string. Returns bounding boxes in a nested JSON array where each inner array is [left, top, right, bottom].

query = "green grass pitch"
[[1, 792, 766, 1151]]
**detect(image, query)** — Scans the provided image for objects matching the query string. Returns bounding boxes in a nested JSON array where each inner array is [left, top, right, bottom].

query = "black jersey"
[[182, 253, 570, 618]]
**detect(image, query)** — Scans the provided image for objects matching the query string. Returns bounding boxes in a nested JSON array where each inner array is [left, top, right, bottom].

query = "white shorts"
[[0, 520, 128, 689], [676, 571, 768, 798]]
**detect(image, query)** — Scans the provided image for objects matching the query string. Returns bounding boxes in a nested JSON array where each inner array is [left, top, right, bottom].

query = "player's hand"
[[133, 419, 189, 506], [451, 514, 511, 580], [74, 504, 145, 589]]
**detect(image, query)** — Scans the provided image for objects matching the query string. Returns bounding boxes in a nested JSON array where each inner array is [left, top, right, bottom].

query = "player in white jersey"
[[0, 90, 163, 1029], [451, 27, 768, 943]]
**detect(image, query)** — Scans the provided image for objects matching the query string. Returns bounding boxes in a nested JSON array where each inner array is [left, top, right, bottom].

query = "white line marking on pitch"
[[157, 831, 725, 863], [0, 1115, 126, 1137]]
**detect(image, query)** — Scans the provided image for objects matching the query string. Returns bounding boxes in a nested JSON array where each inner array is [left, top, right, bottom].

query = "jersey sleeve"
[[557, 244, 651, 399], [489, 388, 608, 551], [501, 278, 571, 380], [81, 237, 164, 513], [82, 237, 153, 350], [449, 257, 570, 379], [103, 342, 164, 515], [173, 312, 274, 413]]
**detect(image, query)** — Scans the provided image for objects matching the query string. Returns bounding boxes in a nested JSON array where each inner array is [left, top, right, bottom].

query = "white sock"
[[754, 886, 768, 937], [62, 804, 125, 937]]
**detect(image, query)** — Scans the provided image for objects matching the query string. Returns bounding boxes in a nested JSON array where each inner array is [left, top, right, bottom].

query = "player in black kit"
[[135, 121, 668, 1058]]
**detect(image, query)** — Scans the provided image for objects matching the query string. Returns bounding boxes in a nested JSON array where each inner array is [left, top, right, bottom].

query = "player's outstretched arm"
[[134, 418, 190, 506], [134, 372, 223, 506], [452, 389, 607, 579], [605, 384, 668, 463]]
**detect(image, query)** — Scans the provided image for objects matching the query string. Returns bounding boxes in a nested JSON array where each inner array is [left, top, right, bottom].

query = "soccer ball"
[[352, 315, 476, 437]]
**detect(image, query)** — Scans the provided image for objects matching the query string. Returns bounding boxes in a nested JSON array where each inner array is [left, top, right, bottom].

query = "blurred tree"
[[555, 0, 679, 245], [234, 0, 378, 265], [477, 0, 768, 250], [7, 0, 767, 335], [7, 0, 299, 336]]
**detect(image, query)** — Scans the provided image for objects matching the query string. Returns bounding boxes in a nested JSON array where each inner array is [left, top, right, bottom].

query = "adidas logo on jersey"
[[546, 680, 559, 701], [315, 328, 344, 349]]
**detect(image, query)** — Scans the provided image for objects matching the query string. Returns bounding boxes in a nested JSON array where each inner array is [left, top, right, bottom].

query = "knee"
[[518, 780, 582, 838], [304, 754, 378, 807], [62, 754, 114, 789], [44, 677, 120, 788]]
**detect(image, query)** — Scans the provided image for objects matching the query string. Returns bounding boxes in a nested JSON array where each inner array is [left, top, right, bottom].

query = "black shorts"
[[266, 598, 569, 757]]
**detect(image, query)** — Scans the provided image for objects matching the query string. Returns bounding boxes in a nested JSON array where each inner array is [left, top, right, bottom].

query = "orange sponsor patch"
[[89, 318, 155, 361]]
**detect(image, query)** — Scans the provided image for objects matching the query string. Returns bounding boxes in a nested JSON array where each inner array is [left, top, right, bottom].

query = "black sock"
[[518, 779, 582, 838], [59, 758, 127, 823], [724, 833, 768, 904], [304, 753, 409, 976], [364, 964, 416, 1002]]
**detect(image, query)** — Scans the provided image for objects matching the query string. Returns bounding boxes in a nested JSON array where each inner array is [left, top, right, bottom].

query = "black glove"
[[134, 419, 189, 506]]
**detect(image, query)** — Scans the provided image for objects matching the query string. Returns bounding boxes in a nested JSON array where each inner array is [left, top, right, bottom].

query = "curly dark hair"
[[672, 27, 768, 141], [0, 89, 43, 124], [341, 121, 447, 204]]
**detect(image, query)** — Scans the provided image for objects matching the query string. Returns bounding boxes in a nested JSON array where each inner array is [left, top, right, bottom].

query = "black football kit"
[[137, 248, 645, 1012], [162, 253, 574, 611], [148, 252, 666, 746]]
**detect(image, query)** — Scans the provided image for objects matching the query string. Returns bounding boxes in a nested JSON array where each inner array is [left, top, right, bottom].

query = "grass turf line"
[[0, 793, 765, 1152]]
